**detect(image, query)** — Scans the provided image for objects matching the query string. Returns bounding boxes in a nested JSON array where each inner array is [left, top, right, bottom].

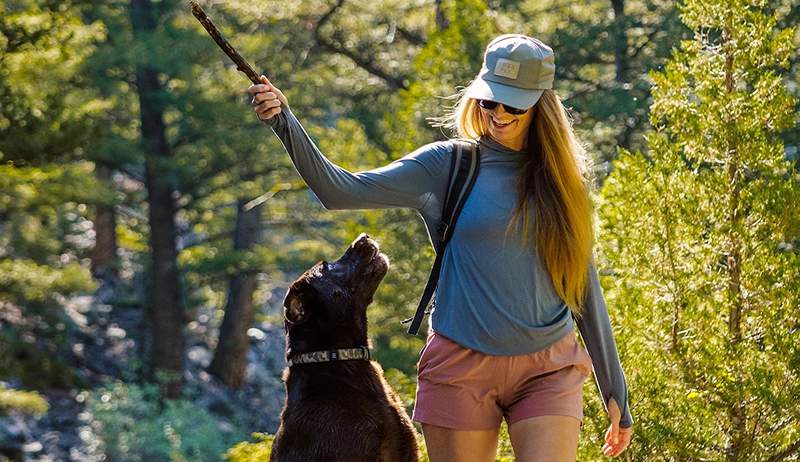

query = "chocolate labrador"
[[271, 233, 420, 462]]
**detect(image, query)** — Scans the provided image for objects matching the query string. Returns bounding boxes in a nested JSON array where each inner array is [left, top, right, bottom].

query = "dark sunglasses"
[[477, 99, 528, 115]]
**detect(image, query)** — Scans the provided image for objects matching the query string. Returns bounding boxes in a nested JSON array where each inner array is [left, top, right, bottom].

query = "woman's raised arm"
[[247, 75, 451, 211]]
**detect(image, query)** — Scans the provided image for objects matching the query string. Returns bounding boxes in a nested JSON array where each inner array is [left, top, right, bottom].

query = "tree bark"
[[91, 162, 119, 279], [722, 26, 746, 461], [130, 0, 185, 399], [610, 0, 633, 150], [435, 0, 450, 31], [610, 0, 628, 83], [208, 200, 262, 388]]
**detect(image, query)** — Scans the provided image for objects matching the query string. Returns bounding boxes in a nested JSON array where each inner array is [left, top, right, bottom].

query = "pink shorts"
[[412, 331, 593, 430]]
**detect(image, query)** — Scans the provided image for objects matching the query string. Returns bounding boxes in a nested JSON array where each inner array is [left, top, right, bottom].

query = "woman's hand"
[[247, 75, 289, 121], [602, 397, 632, 457]]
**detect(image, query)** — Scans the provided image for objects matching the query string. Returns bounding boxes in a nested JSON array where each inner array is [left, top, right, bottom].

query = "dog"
[[270, 233, 420, 462]]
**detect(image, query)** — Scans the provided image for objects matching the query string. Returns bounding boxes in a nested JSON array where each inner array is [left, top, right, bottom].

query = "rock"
[[0, 415, 28, 461]]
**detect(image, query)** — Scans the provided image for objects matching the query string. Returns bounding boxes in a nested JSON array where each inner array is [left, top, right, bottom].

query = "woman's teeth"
[[493, 120, 512, 127]]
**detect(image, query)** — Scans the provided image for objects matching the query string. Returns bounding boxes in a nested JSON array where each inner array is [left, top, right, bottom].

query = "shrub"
[[88, 381, 244, 461], [224, 433, 273, 462], [0, 383, 48, 416]]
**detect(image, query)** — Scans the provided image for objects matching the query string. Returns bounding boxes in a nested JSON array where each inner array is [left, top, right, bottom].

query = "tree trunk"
[[130, 0, 185, 399], [91, 162, 119, 279], [610, 0, 628, 83], [209, 200, 262, 388], [610, 0, 633, 150], [722, 26, 746, 461], [435, 0, 449, 31]]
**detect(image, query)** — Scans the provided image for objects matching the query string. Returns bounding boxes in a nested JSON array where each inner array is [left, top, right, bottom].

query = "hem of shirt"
[[430, 319, 575, 356]]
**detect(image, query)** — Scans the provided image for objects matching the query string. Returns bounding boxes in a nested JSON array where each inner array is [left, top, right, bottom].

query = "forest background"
[[1, 0, 798, 460]]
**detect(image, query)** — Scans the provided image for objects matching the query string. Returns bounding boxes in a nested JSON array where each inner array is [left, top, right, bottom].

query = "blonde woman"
[[248, 34, 633, 461]]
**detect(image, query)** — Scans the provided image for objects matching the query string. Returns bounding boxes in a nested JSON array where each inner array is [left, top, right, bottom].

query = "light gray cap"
[[465, 34, 555, 110]]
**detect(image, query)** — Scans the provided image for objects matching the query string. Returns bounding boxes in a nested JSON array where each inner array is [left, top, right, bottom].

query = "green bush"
[[0, 259, 94, 388], [0, 383, 48, 416], [224, 433, 273, 462], [88, 381, 244, 461]]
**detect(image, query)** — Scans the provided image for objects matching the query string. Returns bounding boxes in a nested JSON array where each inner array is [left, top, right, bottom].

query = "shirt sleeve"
[[267, 106, 451, 211], [575, 257, 634, 428]]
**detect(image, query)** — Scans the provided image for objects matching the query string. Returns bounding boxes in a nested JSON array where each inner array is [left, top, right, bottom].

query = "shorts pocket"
[[576, 346, 593, 377], [417, 333, 439, 373], [417, 333, 463, 376]]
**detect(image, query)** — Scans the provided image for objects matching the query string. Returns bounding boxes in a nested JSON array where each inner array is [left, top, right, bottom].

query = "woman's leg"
[[508, 415, 581, 462], [421, 423, 500, 462]]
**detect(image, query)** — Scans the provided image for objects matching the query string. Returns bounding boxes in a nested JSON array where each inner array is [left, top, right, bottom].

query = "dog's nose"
[[352, 233, 371, 249], [349, 233, 379, 261]]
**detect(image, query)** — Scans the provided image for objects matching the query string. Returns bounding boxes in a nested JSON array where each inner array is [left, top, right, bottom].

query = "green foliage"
[[0, 0, 108, 164], [88, 381, 245, 462], [386, 0, 497, 154], [224, 433, 273, 462], [0, 256, 94, 388], [0, 383, 48, 416], [590, 0, 800, 460], [0, 1, 108, 390]]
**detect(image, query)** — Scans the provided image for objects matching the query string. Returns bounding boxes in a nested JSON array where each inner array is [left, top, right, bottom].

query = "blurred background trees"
[[0, 0, 797, 460]]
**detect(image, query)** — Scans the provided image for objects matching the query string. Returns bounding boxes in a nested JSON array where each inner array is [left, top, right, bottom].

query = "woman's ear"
[[283, 290, 309, 325]]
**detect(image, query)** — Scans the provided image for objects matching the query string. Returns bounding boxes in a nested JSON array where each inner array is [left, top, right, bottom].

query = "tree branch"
[[312, 0, 409, 90], [767, 438, 800, 462]]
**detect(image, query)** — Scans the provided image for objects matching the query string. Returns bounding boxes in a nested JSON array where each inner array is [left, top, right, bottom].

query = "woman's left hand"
[[602, 397, 632, 457]]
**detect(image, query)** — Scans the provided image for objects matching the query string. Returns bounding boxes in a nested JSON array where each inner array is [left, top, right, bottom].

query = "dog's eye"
[[322, 261, 328, 270]]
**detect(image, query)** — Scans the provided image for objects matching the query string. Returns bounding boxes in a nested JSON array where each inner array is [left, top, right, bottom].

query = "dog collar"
[[286, 346, 371, 367]]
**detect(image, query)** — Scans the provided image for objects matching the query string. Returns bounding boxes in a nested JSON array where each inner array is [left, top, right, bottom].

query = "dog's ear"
[[283, 287, 310, 325]]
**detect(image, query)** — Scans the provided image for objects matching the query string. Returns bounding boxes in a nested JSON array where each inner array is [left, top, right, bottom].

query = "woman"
[[248, 34, 633, 461]]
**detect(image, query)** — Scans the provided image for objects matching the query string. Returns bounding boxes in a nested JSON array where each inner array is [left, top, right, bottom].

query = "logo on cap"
[[494, 58, 520, 80]]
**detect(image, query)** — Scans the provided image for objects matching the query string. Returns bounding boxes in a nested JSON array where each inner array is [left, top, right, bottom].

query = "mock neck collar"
[[477, 135, 526, 155]]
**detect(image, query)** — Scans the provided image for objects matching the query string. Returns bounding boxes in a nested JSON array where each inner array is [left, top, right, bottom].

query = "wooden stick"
[[189, 1, 261, 84]]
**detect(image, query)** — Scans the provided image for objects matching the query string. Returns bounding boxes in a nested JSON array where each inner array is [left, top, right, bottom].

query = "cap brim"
[[464, 78, 544, 110]]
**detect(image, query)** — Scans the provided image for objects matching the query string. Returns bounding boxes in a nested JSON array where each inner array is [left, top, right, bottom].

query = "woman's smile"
[[491, 118, 514, 129]]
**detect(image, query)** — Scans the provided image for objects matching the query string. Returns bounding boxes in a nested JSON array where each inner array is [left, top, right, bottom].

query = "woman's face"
[[478, 100, 535, 151]]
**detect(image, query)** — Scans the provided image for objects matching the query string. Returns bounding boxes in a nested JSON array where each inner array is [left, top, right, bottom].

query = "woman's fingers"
[[246, 83, 271, 95], [252, 91, 278, 104], [247, 75, 289, 121], [255, 99, 280, 113], [256, 107, 281, 121], [258, 74, 289, 107], [601, 397, 632, 457], [255, 102, 282, 120], [602, 426, 632, 457]]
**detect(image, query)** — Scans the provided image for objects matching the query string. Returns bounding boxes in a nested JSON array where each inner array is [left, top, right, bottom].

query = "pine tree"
[[0, 0, 105, 388], [591, 0, 799, 459]]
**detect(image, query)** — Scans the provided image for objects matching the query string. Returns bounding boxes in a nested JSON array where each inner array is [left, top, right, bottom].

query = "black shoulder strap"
[[404, 139, 480, 335]]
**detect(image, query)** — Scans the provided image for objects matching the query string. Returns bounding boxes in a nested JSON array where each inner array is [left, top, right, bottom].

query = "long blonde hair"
[[432, 88, 596, 316]]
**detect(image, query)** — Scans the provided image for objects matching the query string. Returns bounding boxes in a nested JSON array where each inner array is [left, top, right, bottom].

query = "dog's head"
[[282, 233, 390, 351]]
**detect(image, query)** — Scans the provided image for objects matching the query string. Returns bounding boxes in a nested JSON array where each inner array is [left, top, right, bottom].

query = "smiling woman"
[[248, 33, 633, 462]]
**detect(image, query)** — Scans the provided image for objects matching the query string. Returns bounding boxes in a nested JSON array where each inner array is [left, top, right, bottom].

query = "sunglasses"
[[477, 99, 528, 115]]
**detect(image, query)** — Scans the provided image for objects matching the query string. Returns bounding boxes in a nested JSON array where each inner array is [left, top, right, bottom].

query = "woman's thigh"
[[508, 415, 581, 462], [421, 423, 499, 462]]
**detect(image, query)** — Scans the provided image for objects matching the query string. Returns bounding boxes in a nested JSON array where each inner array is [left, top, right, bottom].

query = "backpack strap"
[[404, 139, 480, 335]]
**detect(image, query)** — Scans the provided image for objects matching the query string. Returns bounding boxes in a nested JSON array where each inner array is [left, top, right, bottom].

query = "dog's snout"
[[350, 233, 379, 256], [351, 233, 372, 248]]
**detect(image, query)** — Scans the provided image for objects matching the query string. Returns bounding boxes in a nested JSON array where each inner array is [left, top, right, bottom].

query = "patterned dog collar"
[[287, 346, 371, 367]]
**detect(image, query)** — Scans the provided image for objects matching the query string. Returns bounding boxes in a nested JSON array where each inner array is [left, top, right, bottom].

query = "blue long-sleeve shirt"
[[267, 106, 632, 427]]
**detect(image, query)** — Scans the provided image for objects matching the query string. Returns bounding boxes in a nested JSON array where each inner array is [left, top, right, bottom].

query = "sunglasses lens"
[[478, 99, 498, 110], [478, 99, 527, 115], [505, 105, 527, 115]]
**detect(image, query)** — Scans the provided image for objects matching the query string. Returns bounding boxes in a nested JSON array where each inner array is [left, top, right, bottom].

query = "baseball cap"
[[464, 34, 555, 110]]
